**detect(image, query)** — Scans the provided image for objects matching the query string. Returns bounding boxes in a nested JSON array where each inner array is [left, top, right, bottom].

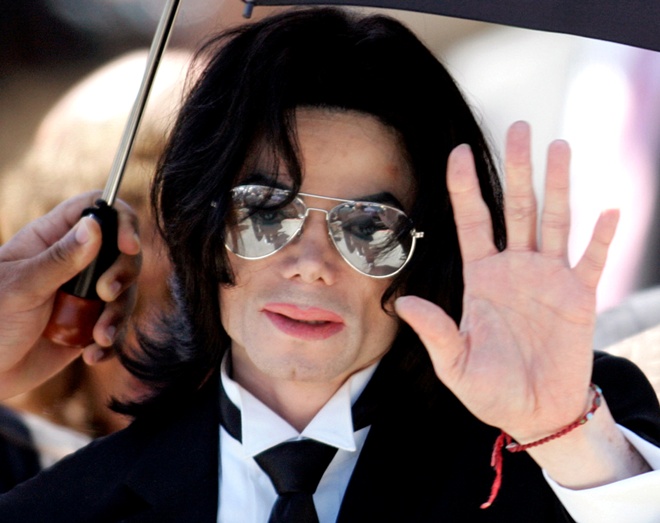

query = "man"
[[1, 7, 659, 522]]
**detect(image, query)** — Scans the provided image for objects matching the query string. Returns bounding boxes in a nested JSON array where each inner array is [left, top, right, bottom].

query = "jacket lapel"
[[121, 381, 221, 522]]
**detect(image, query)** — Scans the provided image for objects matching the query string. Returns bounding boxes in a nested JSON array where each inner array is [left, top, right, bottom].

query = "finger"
[[93, 281, 137, 348], [394, 295, 465, 380], [115, 199, 141, 256], [96, 200, 142, 302], [574, 209, 620, 290], [16, 217, 102, 305], [81, 343, 116, 365], [540, 139, 571, 259], [19, 191, 104, 254], [446, 144, 497, 263], [96, 252, 142, 302], [504, 121, 537, 251], [96, 201, 142, 302]]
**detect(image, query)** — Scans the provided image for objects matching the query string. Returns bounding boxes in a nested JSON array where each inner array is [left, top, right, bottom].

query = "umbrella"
[[243, 0, 660, 52]]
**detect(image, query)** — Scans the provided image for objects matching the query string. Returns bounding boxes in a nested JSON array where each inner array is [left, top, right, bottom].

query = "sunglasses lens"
[[225, 186, 304, 258], [225, 185, 418, 277], [329, 202, 414, 277]]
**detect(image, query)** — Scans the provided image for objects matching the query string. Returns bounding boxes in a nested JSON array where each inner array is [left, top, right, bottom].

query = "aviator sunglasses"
[[222, 184, 424, 278]]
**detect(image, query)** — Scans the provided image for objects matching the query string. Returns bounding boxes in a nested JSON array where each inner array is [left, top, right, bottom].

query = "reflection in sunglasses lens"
[[225, 185, 420, 277]]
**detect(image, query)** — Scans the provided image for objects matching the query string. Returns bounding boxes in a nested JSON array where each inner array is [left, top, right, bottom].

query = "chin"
[[263, 357, 345, 384]]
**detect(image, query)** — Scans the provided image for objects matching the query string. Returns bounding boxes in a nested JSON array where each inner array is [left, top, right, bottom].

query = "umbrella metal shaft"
[[102, 0, 182, 206]]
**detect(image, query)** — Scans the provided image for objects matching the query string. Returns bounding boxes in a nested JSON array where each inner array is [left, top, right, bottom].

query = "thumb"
[[394, 295, 465, 375], [28, 216, 103, 295]]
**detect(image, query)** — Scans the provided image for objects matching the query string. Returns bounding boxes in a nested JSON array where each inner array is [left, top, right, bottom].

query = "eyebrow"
[[238, 172, 406, 210], [240, 171, 287, 188], [351, 192, 404, 210]]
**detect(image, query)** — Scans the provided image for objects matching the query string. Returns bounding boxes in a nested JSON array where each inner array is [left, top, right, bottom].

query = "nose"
[[281, 209, 341, 284]]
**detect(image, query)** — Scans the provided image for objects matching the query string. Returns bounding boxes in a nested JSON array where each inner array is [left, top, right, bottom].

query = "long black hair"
[[115, 7, 506, 415]]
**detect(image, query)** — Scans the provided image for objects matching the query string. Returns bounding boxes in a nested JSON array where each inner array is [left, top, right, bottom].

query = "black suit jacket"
[[0, 406, 40, 494], [0, 351, 658, 523]]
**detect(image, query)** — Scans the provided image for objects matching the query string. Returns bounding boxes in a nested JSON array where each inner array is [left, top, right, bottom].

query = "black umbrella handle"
[[43, 200, 119, 348]]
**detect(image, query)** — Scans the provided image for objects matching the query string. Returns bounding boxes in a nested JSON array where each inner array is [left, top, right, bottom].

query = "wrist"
[[480, 382, 643, 509], [507, 383, 602, 452], [526, 397, 650, 489]]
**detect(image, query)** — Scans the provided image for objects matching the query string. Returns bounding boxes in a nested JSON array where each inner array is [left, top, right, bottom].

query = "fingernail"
[[394, 296, 410, 312], [105, 325, 117, 345], [89, 347, 106, 364], [75, 218, 92, 244], [108, 281, 122, 300]]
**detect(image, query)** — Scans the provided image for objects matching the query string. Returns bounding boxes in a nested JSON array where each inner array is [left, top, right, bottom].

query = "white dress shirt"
[[217, 356, 375, 523], [216, 355, 660, 523], [546, 425, 660, 522]]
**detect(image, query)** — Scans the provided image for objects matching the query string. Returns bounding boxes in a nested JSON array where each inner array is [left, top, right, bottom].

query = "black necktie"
[[218, 364, 384, 523], [253, 438, 337, 523]]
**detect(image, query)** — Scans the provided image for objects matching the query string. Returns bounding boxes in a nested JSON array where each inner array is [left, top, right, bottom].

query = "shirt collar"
[[220, 354, 378, 456]]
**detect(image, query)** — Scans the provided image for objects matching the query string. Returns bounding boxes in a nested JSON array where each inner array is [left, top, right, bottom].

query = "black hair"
[[114, 6, 505, 415]]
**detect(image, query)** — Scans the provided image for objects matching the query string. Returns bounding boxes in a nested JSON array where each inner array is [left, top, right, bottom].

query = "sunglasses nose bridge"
[[296, 205, 342, 254], [300, 205, 331, 231]]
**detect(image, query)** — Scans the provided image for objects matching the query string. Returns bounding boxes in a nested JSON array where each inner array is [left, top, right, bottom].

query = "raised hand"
[[0, 191, 141, 400], [396, 120, 619, 443]]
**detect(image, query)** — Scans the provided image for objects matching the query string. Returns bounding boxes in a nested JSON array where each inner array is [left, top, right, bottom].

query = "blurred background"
[[1, 0, 659, 312]]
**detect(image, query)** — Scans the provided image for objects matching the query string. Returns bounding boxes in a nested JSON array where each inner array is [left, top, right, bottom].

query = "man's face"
[[220, 108, 415, 394]]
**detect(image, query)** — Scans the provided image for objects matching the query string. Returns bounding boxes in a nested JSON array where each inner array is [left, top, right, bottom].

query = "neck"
[[231, 365, 346, 433]]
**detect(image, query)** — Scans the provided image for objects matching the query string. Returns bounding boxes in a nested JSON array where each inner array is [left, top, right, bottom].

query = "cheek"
[[363, 281, 398, 328], [219, 254, 276, 337], [228, 252, 270, 286], [219, 284, 241, 334], [362, 298, 400, 364]]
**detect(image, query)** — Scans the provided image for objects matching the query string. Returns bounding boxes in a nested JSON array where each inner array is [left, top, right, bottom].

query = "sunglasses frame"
[[222, 184, 424, 278]]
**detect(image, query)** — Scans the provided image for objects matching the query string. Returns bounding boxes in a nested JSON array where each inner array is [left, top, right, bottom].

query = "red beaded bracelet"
[[480, 383, 603, 510]]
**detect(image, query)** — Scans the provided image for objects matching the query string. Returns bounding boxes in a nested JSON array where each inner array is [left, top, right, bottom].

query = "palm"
[[396, 122, 618, 441], [456, 252, 595, 434]]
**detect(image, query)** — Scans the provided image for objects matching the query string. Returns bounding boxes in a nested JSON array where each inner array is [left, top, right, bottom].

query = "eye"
[[252, 206, 297, 226], [233, 186, 291, 220], [342, 213, 386, 241]]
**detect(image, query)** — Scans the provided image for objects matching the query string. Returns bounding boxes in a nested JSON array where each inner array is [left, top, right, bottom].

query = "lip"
[[262, 302, 345, 340]]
